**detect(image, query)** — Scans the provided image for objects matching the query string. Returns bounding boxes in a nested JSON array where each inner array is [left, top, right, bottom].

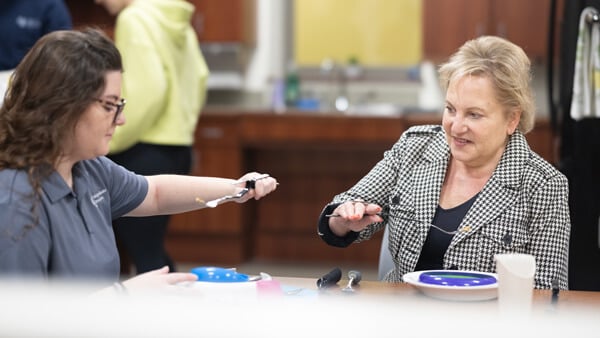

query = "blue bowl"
[[190, 266, 250, 283]]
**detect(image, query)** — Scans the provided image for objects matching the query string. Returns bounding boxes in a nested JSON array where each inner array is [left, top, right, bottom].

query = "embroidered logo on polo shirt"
[[16, 16, 42, 30], [91, 189, 107, 207]]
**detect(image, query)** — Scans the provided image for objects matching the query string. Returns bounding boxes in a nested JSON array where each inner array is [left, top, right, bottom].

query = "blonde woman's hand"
[[328, 200, 383, 236]]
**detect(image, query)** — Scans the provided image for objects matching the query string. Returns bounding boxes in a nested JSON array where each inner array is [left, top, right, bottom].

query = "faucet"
[[334, 69, 349, 112], [320, 58, 362, 112]]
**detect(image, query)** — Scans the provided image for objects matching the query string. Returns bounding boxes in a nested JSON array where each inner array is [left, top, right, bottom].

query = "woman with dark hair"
[[0, 28, 278, 293]]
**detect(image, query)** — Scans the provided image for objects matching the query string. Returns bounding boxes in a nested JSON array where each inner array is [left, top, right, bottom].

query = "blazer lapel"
[[449, 131, 529, 247], [412, 133, 450, 225]]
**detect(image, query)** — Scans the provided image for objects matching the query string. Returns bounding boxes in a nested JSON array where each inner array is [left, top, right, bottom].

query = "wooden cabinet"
[[489, 0, 550, 62], [165, 110, 555, 267], [423, 0, 490, 63], [165, 115, 248, 264], [65, 0, 255, 45], [238, 114, 410, 264], [423, 0, 551, 63], [188, 0, 255, 45]]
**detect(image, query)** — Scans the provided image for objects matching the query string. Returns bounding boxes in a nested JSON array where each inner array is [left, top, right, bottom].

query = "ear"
[[506, 109, 521, 135]]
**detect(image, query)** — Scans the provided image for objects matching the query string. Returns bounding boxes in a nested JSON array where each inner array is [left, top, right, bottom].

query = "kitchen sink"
[[345, 102, 405, 116]]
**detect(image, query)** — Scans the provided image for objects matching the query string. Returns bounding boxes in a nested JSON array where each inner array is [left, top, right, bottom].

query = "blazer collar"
[[451, 131, 530, 245], [410, 129, 530, 243], [420, 128, 530, 182]]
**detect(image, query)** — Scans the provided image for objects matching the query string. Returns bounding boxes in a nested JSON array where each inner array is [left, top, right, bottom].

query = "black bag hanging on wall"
[[549, 0, 600, 291]]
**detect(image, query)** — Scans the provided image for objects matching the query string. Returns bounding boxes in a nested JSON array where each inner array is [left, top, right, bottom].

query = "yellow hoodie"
[[109, 0, 209, 154]]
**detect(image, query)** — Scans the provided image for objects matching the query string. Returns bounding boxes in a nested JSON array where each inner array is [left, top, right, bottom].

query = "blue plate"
[[404, 271, 498, 301], [190, 266, 250, 283], [418, 270, 497, 287]]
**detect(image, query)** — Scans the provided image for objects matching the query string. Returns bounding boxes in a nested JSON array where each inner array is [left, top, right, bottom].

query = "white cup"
[[494, 253, 536, 317]]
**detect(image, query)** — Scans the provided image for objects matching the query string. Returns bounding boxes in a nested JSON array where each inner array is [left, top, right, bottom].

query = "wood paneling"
[[188, 0, 255, 45], [423, 0, 551, 63]]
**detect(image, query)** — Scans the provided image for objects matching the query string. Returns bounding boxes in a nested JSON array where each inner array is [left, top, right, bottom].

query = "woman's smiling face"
[[442, 75, 520, 169]]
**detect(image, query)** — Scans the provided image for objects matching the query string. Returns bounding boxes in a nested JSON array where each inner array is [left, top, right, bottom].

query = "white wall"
[[243, 0, 286, 92]]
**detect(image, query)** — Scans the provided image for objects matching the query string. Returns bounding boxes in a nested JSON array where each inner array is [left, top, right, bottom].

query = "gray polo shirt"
[[0, 156, 148, 282]]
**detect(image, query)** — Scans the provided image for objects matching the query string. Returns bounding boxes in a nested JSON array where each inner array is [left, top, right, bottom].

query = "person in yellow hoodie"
[[95, 0, 209, 274]]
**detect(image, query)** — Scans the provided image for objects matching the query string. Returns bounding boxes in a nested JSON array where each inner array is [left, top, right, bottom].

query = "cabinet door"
[[188, 0, 255, 43], [168, 116, 243, 236], [423, 0, 550, 62], [491, 0, 550, 62], [422, 0, 490, 62]]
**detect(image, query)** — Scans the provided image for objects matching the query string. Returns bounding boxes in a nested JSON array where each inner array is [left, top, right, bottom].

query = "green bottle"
[[285, 65, 300, 107]]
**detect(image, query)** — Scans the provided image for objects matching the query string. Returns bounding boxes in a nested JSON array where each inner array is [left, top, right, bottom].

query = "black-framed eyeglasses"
[[96, 98, 126, 124]]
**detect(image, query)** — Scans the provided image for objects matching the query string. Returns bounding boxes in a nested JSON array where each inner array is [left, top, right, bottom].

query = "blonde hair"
[[438, 36, 535, 134]]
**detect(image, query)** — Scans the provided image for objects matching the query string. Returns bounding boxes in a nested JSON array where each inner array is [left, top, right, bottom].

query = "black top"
[[415, 194, 478, 271]]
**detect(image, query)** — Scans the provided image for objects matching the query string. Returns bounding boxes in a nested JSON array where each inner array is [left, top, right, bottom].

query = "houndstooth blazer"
[[318, 125, 571, 289]]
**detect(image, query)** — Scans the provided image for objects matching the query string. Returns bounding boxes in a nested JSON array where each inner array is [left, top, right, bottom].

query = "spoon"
[[204, 188, 249, 208], [196, 174, 272, 208]]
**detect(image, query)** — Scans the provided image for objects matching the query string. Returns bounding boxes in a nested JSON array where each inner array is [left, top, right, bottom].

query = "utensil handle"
[[232, 174, 271, 188]]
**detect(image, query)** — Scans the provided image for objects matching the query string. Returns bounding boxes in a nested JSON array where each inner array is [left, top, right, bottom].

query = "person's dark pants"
[[108, 143, 192, 274]]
